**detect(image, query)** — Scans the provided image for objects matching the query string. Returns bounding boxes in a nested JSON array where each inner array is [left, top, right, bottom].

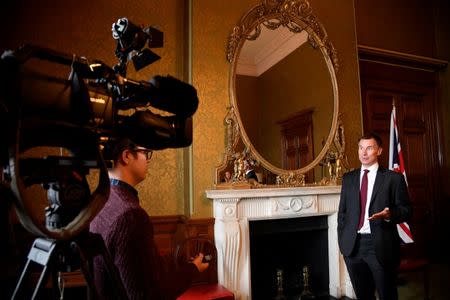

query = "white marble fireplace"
[[206, 186, 355, 300]]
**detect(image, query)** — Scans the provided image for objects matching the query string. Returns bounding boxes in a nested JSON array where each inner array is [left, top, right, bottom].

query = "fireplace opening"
[[249, 216, 329, 299]]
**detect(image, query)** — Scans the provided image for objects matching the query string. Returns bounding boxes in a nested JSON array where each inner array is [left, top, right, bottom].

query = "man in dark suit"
[[338, 132, 412, 300], [244, 159, 258, 183]]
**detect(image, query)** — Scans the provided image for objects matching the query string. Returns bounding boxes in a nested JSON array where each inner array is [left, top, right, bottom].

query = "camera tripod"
[[11, 232, 128, 300]]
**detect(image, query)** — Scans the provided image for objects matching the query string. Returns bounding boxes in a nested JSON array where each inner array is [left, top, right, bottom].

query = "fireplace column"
[[213, 197, 249, 299]]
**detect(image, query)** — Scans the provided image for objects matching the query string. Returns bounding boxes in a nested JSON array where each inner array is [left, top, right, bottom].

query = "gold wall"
[[1, 0, 362, 218]]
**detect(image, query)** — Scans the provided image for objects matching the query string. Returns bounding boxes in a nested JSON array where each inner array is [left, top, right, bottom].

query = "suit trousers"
[[344, 234, 398, 300]]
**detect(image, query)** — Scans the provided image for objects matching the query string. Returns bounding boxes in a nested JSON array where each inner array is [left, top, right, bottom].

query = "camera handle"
[[11, 232, 128, 300]]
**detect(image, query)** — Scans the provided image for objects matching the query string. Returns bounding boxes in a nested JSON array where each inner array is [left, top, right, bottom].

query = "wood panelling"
[[360, 60, 439, 259], [186, 218, 215, 240], [151, 215, 187, 255], [154, 216, 217, 286], [151, 215, 215, 256], [355, 0, 436, 57]]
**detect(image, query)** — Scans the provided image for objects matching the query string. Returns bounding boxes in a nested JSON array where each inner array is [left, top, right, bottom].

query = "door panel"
[[279, 109, 314, 181]]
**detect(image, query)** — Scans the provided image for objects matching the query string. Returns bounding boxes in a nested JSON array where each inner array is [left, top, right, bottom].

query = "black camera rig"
[[0, 17, 199, 240]]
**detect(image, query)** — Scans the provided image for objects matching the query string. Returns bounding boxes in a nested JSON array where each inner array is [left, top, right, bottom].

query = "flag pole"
[[389, 103, 396, 170]]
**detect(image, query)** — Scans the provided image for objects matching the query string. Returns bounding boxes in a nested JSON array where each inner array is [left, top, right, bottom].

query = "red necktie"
[[358, 169, 369, 230]]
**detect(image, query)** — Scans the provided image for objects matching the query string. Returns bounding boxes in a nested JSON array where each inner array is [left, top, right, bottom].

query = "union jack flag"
[[389, 105, 414, 244]]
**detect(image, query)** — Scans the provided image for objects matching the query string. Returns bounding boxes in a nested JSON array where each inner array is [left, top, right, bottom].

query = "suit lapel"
[[351, 169, 361, 209], [370, 167, 386, 206]]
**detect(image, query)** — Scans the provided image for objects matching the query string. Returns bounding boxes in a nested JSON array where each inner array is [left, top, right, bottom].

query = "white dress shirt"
[[358, 163, 379, 234]]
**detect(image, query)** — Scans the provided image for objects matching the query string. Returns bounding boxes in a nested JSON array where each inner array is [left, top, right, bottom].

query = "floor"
[[398, 263, 450, 300]]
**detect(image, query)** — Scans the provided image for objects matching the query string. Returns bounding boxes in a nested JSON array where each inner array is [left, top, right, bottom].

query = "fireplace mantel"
[[206, 186, 355, 300]]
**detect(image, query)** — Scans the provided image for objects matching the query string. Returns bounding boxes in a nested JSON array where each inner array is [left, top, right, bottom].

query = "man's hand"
[[190, 253, 209, 272], [368, 207, 391, 220]]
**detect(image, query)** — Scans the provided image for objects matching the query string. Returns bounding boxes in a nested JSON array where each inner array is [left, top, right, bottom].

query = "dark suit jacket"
[[337, 166, 412, 267]]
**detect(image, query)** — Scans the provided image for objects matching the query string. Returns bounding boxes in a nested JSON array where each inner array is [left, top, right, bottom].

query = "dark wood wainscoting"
[[151, 215, 215, 255], [152, 215, 217, 287]]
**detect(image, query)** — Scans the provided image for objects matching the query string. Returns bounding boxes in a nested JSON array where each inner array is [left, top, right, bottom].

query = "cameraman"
[[90, 138, 209, 299]]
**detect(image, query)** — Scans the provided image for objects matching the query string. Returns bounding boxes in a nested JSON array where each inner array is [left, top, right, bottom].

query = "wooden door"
[[360, 61, 440, 259], [278, 108, 314, 181]]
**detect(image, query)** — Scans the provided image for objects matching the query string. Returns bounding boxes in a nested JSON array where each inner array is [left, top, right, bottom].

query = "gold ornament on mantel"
[[276, 172, 306, 187], [319, 114, 349, 185]]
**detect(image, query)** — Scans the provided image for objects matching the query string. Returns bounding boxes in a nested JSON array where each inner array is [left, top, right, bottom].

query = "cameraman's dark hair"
[[358, 132, 382, 147], [103, 137, 138, 164]]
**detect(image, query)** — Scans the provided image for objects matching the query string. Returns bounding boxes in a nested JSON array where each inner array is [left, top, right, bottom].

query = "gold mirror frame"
[[215, 0, 343, 187]]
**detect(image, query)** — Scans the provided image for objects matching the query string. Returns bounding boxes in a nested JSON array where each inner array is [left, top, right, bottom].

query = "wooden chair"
[[175, 237, 234, 300]]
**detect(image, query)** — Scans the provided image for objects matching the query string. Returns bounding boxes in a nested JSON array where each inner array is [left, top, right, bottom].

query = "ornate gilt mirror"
[[215, 0, 345, 187]]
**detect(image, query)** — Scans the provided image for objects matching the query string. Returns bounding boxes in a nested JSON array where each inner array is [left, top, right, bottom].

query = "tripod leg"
[[71, 240, 97, 299], [11, 258, 32, 299], [31, 264, 52, 299]]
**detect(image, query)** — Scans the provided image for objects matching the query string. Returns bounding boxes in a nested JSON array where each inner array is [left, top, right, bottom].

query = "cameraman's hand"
[[190, 253, 209, 273]]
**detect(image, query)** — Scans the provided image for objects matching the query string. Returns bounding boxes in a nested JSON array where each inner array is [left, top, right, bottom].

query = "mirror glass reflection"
[[235, 24, 333, 176], [216, 0, 341, 187]]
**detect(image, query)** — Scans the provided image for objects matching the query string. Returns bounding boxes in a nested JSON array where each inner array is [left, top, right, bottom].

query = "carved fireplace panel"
[[206, 186, 356, 300]]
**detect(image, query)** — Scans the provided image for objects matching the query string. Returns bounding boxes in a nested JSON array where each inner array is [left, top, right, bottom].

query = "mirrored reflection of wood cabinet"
[[278, 108, 314, 181]]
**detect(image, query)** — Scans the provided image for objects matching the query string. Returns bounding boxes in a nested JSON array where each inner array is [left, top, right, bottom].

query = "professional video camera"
[[0, 17, 199, 241]]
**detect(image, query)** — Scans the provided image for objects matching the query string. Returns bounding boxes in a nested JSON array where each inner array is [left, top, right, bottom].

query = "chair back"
[[174, 237, 218, 285]]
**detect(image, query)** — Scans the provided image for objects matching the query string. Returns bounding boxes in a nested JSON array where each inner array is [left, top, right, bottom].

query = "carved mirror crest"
[[215, 0, 347, 188]]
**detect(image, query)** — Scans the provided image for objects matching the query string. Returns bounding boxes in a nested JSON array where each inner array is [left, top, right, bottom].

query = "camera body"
[[0, 18, 198, 239]]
